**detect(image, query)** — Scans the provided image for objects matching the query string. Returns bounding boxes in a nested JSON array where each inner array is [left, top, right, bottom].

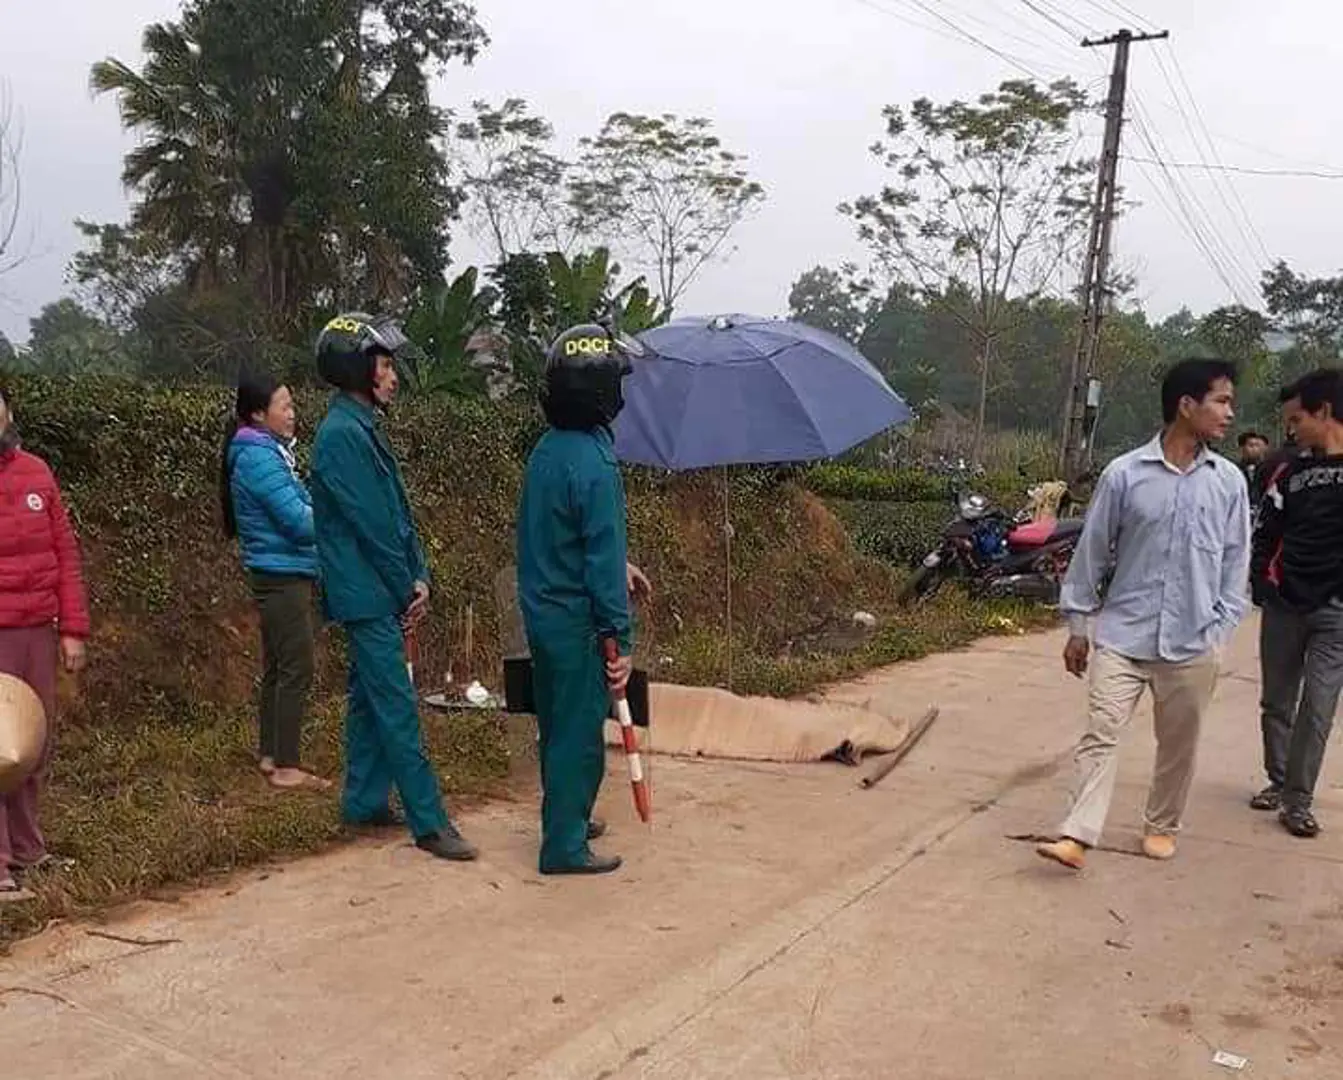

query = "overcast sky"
[[2, 0, 1342, 344]]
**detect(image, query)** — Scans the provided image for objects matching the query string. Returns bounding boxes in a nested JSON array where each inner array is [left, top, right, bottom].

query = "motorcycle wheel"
[[897, 563, 946, 606]]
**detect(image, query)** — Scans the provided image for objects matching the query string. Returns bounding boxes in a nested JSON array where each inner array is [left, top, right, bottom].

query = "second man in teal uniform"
[[517, 323, 644, 875], [310, 313, 477, 862]]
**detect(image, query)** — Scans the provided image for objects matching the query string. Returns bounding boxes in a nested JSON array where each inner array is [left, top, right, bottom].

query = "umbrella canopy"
[[612, 315, 911, 470]]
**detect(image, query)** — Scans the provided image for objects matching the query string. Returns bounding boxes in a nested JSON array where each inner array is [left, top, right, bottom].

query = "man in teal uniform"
[[310, 312, 476, 861], [517, 323, 644, 875]]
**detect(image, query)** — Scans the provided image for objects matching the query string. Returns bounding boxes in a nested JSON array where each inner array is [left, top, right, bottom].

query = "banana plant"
[[402, 266, 499, 397], [545, 248, 669, 338]]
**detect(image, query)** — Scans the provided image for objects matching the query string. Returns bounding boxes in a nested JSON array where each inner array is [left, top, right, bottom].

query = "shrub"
[[830, 499, 952, 566], [804, 463, 1028, 506]]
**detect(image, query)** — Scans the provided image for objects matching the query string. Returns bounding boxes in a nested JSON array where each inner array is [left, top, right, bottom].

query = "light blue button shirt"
[[1060, 433, 1252, 663]]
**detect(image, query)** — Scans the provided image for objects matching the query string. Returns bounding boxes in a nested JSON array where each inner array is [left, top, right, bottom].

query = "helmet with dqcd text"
[[315, 312, 415, 392], [541, 322, 646, 431]]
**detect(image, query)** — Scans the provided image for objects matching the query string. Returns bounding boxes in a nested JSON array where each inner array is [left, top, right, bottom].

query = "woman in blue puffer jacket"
[[219, 372, 328, 791]]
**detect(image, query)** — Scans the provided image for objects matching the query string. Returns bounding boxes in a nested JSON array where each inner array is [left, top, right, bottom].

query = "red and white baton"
[[604, 637, 651, 823]]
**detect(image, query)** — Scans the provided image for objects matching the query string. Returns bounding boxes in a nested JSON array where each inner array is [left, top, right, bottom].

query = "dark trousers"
[[1259, 601, 1343, 809], [249, 573, 316, 769], [341, 617, 448, 840], [532, 639, 608, 872], [0, 626, 58, 869]]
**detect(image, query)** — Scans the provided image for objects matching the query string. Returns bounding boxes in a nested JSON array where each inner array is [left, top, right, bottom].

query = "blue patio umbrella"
[[611, 315, 911, 688], [613, 314, 911, 469]]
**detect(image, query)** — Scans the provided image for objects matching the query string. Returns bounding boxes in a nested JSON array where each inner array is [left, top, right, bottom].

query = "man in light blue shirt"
[[1038, 358, 1251, 871]]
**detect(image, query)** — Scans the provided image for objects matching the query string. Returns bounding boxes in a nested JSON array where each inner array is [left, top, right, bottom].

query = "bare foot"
[[267, 767, 332, 792], [258, 756, 277, 776], [0, 876, 35, 903]]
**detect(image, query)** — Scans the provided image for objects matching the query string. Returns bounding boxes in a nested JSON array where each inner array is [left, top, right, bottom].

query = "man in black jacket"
[[1238, 430, 1270, 490], [1250, 369, 1343, 837]]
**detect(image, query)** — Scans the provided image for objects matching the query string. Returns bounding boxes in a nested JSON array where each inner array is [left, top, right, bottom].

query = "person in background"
[[310, 313, 476, 862], [517, 323, 644, 876], [1036, 358, 1250, 871], [1249, 369, 1343, 837], [1237, 430, 1270, 490], [1248, 415, 1309, 607], [0, 382, 89, 902], [220, 372, 328, 792]]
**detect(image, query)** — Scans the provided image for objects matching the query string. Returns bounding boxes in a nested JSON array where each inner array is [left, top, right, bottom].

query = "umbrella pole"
[[723, 465, 733, 692]]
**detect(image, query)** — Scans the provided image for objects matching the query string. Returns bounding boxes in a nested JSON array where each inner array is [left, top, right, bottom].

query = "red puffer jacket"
[[0, 446, 91, 636]]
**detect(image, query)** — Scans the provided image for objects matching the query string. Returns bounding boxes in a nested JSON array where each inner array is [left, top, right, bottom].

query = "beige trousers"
[[1059, 646, 1219, 848]]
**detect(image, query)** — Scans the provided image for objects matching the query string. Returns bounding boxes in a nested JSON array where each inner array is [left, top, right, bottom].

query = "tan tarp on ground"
[[496, 562, 911, 765], [605, 683, 912, 765]]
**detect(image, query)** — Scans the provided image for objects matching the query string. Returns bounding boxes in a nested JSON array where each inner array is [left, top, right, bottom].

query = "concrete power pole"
[[1059, 28, 1169, 481]]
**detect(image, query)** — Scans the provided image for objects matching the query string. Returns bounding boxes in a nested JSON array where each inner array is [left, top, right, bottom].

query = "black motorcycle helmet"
[[540, 322, 644, 431], [315, 312, 413, 392]]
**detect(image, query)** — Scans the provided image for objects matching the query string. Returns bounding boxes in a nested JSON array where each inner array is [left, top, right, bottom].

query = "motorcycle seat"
[[1008, 517, 1084, 547]]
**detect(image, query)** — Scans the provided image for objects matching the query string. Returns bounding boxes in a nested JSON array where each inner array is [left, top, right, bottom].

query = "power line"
[[848, 0, 1063, 79], [1150, 45, 1272, 270], [1078, 0, 1158, 33], [939, 0, 1078, 61], [1037, 0, 1097, 38], [1127, 106, 1258, 304], [1122, 157, 1343, 179], [891, 0, 1060, 80], [848, 0, 978, 49], [1017, 0, 1082, 41]]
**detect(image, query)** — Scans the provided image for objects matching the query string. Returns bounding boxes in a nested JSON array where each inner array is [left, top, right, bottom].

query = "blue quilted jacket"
[[227, 427, 318, 578]]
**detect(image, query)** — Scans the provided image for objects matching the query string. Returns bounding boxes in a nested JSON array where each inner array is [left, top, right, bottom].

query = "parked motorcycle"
[[897, 489, 1085, 606]]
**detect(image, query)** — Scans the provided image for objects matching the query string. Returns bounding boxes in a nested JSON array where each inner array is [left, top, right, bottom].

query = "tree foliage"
[[451, 98, 573, 261], [841, 79, 1096, 462], [1261, 259, 1343, 361], [787, 266, 867, 344], [570, 113, 764, 305], [90, 0, 487, 339], [789, 263, 1289, 461]]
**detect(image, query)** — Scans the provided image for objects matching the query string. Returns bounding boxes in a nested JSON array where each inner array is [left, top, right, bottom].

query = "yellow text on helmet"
[[563, 336, 612, 357], [325, 316, 367, 335]]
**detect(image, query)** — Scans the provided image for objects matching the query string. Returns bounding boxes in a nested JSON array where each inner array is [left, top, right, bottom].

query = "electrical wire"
[[1127, 105, 1258, 304], [1122, 158, 1343, 180], [1150, 46, 1272, 270], [883, 0, 1061, 80], [938, 0, 1076, 61], [848, 0, 982, 51], [1077, 0, 1159, 32], [1017, 0, 1084, 42]]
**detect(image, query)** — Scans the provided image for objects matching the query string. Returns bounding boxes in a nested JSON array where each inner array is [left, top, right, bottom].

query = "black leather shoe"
[[416, 823, 479, 861], [587, 819, 607, 841], [540, 853, 622, 876]]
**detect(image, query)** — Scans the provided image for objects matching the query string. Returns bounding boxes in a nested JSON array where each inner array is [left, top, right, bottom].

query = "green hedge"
[[830, 499, 952, 567], [804, 463, 1029, 506], [5, 375, 896, 725]]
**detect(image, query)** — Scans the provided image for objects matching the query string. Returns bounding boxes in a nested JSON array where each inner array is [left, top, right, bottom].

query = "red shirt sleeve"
[[47, 477, 91, 637]]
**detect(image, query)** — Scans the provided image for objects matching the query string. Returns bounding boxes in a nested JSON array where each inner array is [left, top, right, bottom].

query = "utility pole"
[[1060, 28, 1169, 482]]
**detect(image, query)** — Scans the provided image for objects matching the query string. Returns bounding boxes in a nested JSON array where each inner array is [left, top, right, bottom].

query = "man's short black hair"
[[1160, 357, 1238, 424], [1280, 367, 1343, 418], [1237, 430, 1269, 448]]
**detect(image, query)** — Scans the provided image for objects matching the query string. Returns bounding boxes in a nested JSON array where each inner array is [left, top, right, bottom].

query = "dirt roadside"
[[1, 615, 1340, 1079]]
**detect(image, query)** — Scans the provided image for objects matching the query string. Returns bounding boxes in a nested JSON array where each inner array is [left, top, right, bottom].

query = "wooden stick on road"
[[860, 706, 941, 789]]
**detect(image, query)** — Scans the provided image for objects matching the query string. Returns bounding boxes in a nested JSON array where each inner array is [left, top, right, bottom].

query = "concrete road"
[[2, 616, 1341, 1079]]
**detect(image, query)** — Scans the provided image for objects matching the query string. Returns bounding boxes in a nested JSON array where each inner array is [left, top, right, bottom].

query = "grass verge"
[[1, 589, 1057, 952], [0, 699, 511, 951]]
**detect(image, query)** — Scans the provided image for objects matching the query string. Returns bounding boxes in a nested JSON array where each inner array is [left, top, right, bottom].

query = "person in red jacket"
[[0, 382, 89, 902]]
